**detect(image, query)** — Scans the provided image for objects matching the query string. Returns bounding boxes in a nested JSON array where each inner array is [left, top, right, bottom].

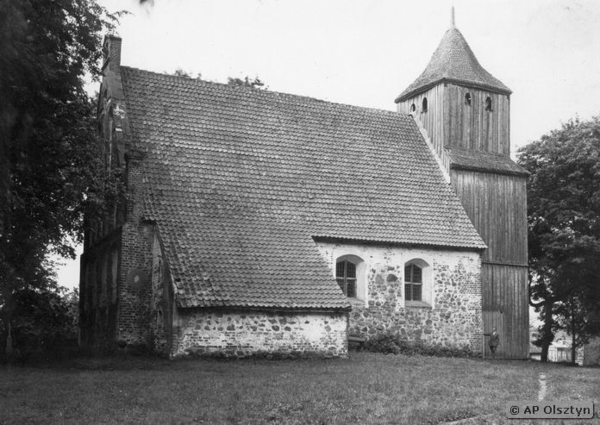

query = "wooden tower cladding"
[[396, 18, 529, 359]]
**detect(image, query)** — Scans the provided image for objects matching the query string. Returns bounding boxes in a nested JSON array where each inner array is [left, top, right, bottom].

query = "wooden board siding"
[[452, 168, 529, 358], [482, 265, 529, 359], [445, 85, 510, 156], [451, 169, 527, 265], [397, 85, 446, 161], [397, 84, 511, 158]]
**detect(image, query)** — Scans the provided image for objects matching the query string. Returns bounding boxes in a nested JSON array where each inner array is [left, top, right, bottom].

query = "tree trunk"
[[541, 342, 549, 362], [540, 301, 554, 363], [6, 320, 13, 356], [571, 331, 577, 365], [1, 287, 16, 358], [571, 300, 577, 365]]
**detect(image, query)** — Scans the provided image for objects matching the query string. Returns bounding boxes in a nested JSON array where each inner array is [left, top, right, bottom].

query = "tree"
[[172, 68, 193, 78], [5, 287, 79, 360], [227, 76, 267, 90], [554, 293, 600, 363], [168, 70, 267, 89], [0, 0, 118, 357], [518, 116, 600, 362]]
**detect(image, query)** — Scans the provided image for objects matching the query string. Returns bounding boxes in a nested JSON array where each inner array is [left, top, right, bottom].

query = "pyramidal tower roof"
[[395, 9, 511, 103]]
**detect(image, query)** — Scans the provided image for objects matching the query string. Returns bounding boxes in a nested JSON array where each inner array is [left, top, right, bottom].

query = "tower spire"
[[451, 6, 456, 28]]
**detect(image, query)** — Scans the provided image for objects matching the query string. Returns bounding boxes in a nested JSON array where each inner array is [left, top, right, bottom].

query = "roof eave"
[[395, 78, 512, 104], [312, 235, 487, 251], [449, 163, 530, 177], [175, 299, 353, 312]]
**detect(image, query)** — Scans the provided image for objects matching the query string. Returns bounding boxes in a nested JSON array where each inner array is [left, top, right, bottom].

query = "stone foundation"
[[172, 309, 348, 358]]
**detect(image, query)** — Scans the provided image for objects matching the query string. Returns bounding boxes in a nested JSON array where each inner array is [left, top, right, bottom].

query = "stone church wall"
[[170, 309, 348, 358], [315, 242, 483, 354]]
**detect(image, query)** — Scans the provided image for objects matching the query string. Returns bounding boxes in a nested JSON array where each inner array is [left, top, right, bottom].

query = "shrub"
[[1, 288, 79, 363], [364, 332, 480, 358]]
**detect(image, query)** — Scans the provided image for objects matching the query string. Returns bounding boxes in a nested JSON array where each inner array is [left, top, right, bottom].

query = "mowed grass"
[[0, 352, 599, 424]]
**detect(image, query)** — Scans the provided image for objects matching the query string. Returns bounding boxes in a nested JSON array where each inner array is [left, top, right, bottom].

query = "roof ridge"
[[120, 65, 404, 118]]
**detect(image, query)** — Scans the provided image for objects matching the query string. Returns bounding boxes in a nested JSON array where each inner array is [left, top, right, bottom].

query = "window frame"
[[404, 258, 433, 308], [333, 254, 366, 303], [404, 263, 423, 302], [336, 260, 357, 298]]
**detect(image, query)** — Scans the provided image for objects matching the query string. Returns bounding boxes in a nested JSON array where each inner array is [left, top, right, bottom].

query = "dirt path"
[[538, 373, 547, 400]]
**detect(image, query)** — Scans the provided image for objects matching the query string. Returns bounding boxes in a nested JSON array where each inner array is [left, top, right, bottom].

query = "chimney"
[[102, 35, 122, 72]]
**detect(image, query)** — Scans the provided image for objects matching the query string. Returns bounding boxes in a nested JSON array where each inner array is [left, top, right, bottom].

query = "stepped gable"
[[120, 67, 486, 309], [396, 26, 511, 102]]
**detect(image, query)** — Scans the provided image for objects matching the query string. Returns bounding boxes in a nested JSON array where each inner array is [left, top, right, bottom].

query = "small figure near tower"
[[484, 327, 500, 359]]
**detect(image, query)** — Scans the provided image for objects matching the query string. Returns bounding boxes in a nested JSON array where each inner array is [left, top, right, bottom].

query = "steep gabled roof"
[[120, 67, 486, 310], [396, 27, 511, 102]]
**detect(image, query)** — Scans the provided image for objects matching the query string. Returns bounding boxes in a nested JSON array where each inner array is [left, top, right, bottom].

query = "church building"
[[80, 14, 528, 359]]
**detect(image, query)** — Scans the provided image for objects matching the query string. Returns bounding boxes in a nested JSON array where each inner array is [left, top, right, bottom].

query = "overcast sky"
[[58, 0, 600, 290]]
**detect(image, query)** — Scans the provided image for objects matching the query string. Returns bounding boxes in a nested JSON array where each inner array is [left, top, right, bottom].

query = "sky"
[[57, 0, 600, 290]]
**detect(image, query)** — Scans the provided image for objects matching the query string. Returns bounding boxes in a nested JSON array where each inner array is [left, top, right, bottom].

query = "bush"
[[1, 288, 79, 363], [363, 332, 480, 358]]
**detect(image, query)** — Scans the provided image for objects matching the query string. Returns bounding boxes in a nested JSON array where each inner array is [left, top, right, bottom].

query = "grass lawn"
[[0, 352, 598, 424]]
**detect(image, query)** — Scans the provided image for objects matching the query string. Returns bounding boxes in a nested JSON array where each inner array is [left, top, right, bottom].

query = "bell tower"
[[396, 9, 530, 359], [396, 8, 513, 159]]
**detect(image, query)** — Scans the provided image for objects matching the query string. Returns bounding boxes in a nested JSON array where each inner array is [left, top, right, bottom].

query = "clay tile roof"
[[120, 67, 486, 310], [395, 27, 511, 103]]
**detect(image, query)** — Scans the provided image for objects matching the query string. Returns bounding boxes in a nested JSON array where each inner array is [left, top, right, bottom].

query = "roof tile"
[[396, 27, 511, 102], [121, 67, 485, 310]]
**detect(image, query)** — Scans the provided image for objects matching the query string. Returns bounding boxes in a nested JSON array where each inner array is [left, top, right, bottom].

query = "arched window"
[[336, 260, 357, 298], [335, 254, 365, 301], [404, 263, 422, 301], [485, 96, 492, 111], [422, 97, 428, 112], [465, 92, 472, 105], [404, 259, 433, 307], [410, 103, 416, 113]]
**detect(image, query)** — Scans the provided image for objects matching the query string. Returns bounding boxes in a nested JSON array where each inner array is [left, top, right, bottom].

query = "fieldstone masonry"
[[316, 242, 483, 354], [171, 310, 348, 358]]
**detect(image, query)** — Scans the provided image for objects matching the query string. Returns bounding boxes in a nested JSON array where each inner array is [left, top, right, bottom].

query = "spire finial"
[[451, 6, 456, 28]]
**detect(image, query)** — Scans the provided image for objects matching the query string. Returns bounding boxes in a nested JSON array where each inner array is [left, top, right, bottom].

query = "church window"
[[404, 258, 432, 307], [336, 260, 357, 298], [485, 96, 492, 111], [334, 254, 366, 302], [465, 92, 472, 105], [410, 103, 416, 113], [422, 97, 428, 112], [404, 263, 422, 301]]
